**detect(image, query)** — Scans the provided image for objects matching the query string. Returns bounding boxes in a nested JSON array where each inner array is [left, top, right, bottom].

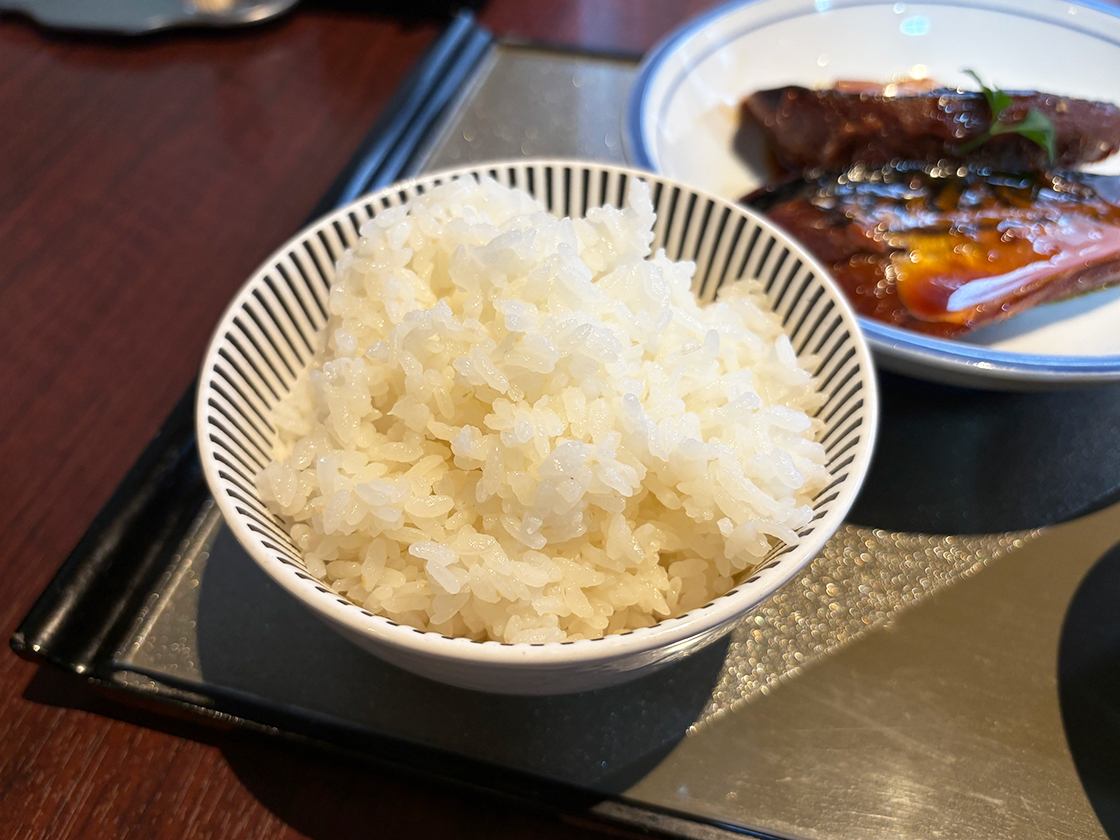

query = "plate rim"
[[623, 0, 1120, 388]]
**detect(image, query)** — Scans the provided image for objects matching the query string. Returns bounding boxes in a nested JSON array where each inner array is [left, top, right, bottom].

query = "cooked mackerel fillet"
[[745, 165, 1120, 337], [743, 82, 1120, 174]]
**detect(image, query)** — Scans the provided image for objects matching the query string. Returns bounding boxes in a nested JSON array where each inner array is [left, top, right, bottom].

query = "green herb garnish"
[[958, 69, 1057, 161]]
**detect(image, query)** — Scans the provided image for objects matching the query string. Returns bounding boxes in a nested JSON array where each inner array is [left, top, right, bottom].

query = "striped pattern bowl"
[[196, 160, 878, 694]]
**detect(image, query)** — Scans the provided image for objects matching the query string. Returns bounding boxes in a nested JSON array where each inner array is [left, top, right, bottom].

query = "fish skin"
[[743, 85, 1120, 175], [744, 165, 1120, 336]]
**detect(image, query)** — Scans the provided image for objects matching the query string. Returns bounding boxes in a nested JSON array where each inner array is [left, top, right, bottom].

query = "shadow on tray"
[[194, 523, 726, 796], [1059, 541, 1120, 838], [849, 373, 1120, 535]]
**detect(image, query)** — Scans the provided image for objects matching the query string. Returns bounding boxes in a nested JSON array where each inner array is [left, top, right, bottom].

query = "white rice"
[[256, 177, 829, 643]]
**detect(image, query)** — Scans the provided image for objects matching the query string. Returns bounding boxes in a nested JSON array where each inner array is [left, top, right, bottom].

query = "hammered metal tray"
[[13, 17, 1120, 840]]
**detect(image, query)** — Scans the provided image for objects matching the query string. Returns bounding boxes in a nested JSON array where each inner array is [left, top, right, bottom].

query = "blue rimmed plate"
[[625, 0, 1120, 389]]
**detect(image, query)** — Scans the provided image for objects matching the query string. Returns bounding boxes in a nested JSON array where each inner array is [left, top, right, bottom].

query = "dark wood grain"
[[480, 0, 720, 54], [8, 0, 1120, 837], [0, 2, 720, 838]]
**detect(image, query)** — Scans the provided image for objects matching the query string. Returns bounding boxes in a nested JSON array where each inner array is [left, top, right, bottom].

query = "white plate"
[[625, 0, 1120, 389]]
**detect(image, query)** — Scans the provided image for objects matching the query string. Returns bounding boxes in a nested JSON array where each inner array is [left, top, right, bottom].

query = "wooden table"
[[0, 2, 719, 837], [13, 1, 1120, 837]]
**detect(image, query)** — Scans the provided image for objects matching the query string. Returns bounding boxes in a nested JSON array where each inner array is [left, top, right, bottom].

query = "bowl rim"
[[196, 157, 879, 667]]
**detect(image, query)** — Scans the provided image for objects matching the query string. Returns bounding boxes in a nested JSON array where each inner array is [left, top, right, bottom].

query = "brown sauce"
[[752, 167, 1120, 336]]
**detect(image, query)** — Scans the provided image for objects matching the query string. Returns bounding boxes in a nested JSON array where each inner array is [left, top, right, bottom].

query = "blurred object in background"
[[0, 0, 300, 34], [0, 0, 490, 33], [190, 0, 238, 13]]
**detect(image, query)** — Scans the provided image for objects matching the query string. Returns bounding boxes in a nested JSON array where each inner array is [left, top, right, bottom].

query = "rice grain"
[[256, 177, 829, 642]]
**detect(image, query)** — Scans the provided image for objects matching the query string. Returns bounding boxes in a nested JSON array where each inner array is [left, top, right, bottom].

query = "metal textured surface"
[[113, 501, 214, 681], [106, 44, 1117, 839], [695, 525, 1035, 729], [415, 44, 634, 170], [626, 504, 1120, 840], [112, 501, 1116, 838]]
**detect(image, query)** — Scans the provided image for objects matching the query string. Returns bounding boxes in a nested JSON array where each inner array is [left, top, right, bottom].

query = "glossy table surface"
[[4, 2, 1120, 839], [0, 3, 718, 838]]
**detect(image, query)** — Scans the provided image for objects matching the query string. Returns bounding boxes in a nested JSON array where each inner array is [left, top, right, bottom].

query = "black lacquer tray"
[[14, 13, 1120, 840]]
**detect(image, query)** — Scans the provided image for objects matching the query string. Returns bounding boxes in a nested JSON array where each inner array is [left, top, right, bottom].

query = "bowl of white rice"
[[197, 159, 877, 695]]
